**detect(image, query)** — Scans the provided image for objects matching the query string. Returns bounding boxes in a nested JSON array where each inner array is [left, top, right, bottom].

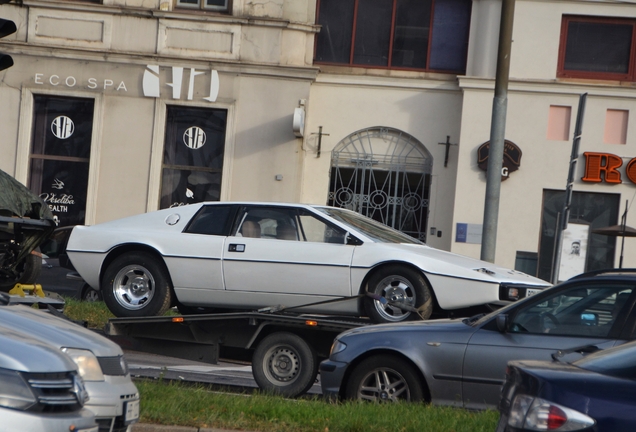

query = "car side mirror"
[[496, 314, 508, 333], [345, 233, 363, 246], [580, 312, 598, 326]]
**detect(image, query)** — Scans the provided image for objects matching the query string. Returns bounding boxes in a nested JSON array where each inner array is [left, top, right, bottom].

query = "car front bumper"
[[0, 406, 97, 432], [319, 359, 349, 399]]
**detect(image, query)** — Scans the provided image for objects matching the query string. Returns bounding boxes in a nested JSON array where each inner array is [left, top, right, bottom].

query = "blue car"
[[497, 340, 636, 431]]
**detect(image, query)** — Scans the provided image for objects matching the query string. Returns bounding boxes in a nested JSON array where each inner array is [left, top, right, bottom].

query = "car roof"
[[567, 268, 636, 282]]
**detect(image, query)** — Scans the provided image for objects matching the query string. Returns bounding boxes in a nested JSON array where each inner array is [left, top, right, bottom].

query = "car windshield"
[[573, 341, 636, 380], [314, 207, 422, 244]]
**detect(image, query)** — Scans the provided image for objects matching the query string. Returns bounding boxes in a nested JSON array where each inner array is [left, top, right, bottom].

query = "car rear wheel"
[[81, 284, 102, 302], [345, 354, 424, 402], [102, 252, 172, 317], [252, 332, 317, 398], [364, 265, 432, 323]]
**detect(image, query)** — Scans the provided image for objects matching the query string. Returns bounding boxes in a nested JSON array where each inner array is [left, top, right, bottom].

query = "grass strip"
[[63, 297, 114, 329], [136, 379, 499, 432]]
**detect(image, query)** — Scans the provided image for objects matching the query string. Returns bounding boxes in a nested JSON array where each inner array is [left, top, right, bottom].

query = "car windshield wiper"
[[551, 344, 600, 363], [462, 313, 485, 326]]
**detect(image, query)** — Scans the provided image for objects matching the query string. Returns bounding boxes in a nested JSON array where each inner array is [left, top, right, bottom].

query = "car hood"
[[373, 243, 549, 286], [0, 327, 77, 372], [0, 304, 123, 357], [337, 318, 477, 344]]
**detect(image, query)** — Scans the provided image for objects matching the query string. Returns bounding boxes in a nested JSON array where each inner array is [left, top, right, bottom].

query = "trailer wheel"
[[102, 252, 172, 317], [252, 332, 317, 398]]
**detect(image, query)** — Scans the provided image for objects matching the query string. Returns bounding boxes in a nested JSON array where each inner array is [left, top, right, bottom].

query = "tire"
[[0, 252, 42, 292], [345, 354, 424, 403], [252, 332, 317, 398], [101, 252, 172, 317], [364, 265, 432, 323], [81, 284, 102, 302]]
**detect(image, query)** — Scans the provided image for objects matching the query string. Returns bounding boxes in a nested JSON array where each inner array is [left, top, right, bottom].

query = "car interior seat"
[[241, 220, 261, 238]]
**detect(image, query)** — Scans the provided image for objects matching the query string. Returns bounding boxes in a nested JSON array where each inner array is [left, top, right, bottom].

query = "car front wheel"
[[364, 266, 432, 323], [102, 252, 172, 317], [345, 354, 424, 403]]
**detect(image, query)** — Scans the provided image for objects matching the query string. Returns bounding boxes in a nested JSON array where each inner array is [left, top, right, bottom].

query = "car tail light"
[[508, 394, 595, 431]]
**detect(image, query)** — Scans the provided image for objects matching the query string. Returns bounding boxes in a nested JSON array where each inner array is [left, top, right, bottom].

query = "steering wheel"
[[540, 312, 559, 332]]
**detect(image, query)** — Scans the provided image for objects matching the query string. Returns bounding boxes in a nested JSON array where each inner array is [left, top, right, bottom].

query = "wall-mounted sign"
[[34, 73, 128, 92], [142, 65, 219, 103], [582, 152, 636, 184], [455, 223, 483, 244], [33, 64, 220, 102], [477, 140, 522, 181]]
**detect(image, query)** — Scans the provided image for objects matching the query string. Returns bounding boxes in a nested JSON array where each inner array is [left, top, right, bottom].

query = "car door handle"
[[228, 244, 246, 252]]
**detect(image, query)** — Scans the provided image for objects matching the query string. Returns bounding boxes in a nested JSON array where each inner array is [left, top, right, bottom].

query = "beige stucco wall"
[[511, 0, 636, 81], [454, 76, 636, 269], [228, 74, 309, 203], [301, 73, 463, 251]]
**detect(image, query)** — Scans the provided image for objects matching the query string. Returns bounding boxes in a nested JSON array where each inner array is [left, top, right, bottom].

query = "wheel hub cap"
[[112, 265, 155, 310], [373, 275, 415, 322]]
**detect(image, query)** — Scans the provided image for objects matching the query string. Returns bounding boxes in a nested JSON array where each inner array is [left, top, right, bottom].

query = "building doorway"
[[328, 127, 433, 241]]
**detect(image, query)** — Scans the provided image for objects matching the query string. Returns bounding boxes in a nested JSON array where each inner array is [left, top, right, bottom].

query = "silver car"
[[0, 294, 139, 432], [320, 269, 636, 409], [1, 325, 97, 432]]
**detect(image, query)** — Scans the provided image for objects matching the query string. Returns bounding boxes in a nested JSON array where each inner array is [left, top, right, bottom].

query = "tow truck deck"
[[105, 310, 370, 397]]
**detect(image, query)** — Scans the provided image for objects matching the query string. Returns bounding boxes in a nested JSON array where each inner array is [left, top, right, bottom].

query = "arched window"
[[329, 127, 432, 241]]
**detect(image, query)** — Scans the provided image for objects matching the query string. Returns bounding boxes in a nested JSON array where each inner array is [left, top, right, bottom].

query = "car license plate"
[[125, 399, 140, 423], [526, 288, 541, 297]]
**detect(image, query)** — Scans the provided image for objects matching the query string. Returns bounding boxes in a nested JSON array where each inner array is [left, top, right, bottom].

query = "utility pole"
[[480, 0, 516, 263], [551, 93, 587, 283]]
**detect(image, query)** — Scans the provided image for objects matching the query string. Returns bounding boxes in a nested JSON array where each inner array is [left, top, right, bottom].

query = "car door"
[[222, 206, 355, 299], [462, 282, 635, 409], [165, 204, 236, 303]]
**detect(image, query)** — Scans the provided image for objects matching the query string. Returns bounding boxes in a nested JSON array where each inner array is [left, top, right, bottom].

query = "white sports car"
[[66, 202, 550, 323]]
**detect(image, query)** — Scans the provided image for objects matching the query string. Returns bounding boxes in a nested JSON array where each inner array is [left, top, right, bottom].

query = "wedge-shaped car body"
[[0, 323, 97, 432], [0, 294, 139, 432], [67, 202, 549, 322], [320, 270, 636, 408], [497, 340, 636, 431]]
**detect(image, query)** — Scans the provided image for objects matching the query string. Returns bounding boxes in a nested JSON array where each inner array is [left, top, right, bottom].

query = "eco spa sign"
[[581, 152, 636, 184]]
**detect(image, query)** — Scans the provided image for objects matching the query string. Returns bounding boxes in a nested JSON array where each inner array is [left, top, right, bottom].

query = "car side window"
[[184, 205, 234, 236], [510, 284, 634, 337], [235, 207, 300, 241], [298, 211, 346, 244]]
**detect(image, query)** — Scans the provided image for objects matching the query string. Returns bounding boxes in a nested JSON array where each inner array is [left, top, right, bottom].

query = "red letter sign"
[[582, 152, 623, 184]]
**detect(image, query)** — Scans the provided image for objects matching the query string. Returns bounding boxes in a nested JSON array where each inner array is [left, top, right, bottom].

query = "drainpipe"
[[480, 0, 516, 263]]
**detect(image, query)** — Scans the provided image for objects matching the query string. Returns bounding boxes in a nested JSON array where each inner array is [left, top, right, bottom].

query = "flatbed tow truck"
[[104, 306, 371, 397]]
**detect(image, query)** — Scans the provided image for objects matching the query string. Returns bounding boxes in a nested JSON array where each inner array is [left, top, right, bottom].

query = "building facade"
[[0, 0, 635, 280]]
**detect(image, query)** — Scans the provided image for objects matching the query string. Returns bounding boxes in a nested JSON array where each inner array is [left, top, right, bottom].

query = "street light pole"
[[481, 0, 516, 263]]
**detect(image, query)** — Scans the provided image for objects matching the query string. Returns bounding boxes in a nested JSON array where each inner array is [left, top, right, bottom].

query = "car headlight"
[[0, 367, 37, 410], [330, 339, 347, 356], [62, 348, 105, 381]]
